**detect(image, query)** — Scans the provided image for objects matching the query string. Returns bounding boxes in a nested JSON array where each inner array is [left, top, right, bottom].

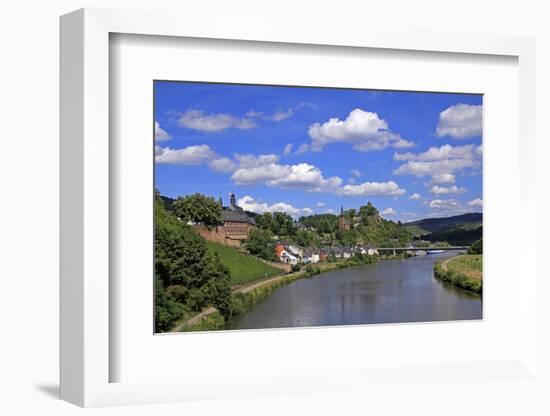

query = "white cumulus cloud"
[[430, 185, 467, 195], [264, 108, 293, 122], [155, 121, 171, 142], [308, 108, 414, 152], [339, 181, 406, 197], [208, 157, 237, 173], [429, 173, 456, 185], [409, 193, 422, 200], [283, 143, 293, 156], [381, 207, 396, 216], [237, 195, 313, 218], [178, 109, 256, 132], [468, 198, 483, 208], [155, 144, 215, 165], [232, 162, 343, 192], [428, 198, 461, 210], [436, 104, 482, 139], [393, 144, 481, 178]]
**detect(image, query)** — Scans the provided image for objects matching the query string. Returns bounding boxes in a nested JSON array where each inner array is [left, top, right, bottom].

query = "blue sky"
[[154, 81, 482, 222]]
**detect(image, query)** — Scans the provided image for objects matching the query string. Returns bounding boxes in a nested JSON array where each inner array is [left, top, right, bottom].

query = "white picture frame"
[[60, 7, 538, 407]]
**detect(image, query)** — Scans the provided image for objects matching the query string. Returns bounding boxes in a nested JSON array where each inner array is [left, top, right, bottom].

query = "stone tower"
[[338, 206, 350, 231]]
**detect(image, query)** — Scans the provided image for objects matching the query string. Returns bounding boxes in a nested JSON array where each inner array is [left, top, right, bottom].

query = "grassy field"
[[446, 255, 482, 279], [206, 241, 281, 286], [434, 254, 482, 294]]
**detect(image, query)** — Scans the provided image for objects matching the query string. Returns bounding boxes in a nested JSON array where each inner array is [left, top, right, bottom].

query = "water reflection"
[[228, 251, 482, 330]]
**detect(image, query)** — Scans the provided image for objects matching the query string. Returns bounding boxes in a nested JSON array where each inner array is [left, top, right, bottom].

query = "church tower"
[[230, 192, 236, 208], [338, 206, 349, 231]]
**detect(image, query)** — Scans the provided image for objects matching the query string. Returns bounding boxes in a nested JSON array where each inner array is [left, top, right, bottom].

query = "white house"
[[280, 250, 299, 265], [302, 251, 320, 264], [287, 245, 303, 258]]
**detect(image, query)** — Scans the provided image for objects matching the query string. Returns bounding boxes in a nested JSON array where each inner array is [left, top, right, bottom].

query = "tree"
[[294, 229, 320, 248], [155, 276, 183, 332], [202, 252, 232, 319], [336, 229, 358, 246], [244, 228, 276, 261], [359, 202, 379, 226], [173, 193, 221, 229], [273, 212, 294, 236], [298, 214, 338, 234], [346, 208, 357, 222], [255, 212, 276, 231], [155, 193, 233, 329], [155, 197, 208, 289], [468, 238, 483, 254]]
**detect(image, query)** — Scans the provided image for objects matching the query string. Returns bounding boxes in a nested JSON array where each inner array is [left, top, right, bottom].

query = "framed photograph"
[[60, 8, 538, 407]]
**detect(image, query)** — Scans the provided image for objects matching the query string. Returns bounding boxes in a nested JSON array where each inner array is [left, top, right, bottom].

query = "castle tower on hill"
[[338, 206, 351, 231]]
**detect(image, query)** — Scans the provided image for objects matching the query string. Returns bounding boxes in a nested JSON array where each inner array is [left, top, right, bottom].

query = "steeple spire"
[[230, 192, 236, 207]]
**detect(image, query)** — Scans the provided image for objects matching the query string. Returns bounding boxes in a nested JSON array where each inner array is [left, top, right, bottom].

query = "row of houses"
[[275, 243, 379, 265]]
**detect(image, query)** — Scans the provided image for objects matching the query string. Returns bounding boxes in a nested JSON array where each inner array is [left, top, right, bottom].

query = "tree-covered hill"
[[404, 213, 482, 235], [404, 213, 482, 245]]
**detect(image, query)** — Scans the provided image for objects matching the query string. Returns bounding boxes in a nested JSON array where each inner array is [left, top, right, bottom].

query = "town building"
[[195, 193, 256, 247]]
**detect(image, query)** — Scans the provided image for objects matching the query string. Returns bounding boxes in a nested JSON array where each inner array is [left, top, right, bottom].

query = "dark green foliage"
[[255, 212, 276, 231], [468, 238, 483, 254], [155, 194, 231, 332], [291, 264, 301, 272], [293, 229, 321, 248], [172, 193, 221, 229], [357, 218, 412, 247], [305, 264, 321, 275], [244, 228, 277, 261], [256, 212, 294, 236], [298, 214, 338, 233], [426, 225, 482, 246], [202, 253, 232, 319], [155, 197, 208, 288], [273, 212, 295, 236], [155, 277, 184, 332], [359, 202, 379, 225], [336, 229, 358, 246]]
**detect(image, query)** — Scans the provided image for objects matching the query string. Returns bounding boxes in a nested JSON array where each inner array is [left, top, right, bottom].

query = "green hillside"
[[404, 213, 482, 245], [405, 213, 482, 235], [206, 241, 281, 286], [425, 225, 482, 246]]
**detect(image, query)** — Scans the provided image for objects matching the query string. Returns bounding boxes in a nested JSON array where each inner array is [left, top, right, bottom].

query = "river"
[[228, 250, 482, 330]]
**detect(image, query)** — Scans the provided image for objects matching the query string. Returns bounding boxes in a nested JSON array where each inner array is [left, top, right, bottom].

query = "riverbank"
[[434, 254, 482, 294], [173, 254, 394, 332]]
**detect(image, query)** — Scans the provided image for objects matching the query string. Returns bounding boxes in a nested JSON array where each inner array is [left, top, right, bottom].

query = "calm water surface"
[[228, 251, 482, 330]]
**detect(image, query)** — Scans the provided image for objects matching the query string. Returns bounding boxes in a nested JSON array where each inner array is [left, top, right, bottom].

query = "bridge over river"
[[376, 246, 469, 251]]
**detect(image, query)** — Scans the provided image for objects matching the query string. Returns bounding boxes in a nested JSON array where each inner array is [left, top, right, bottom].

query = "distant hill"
[[405, 213, 482, 235], [425, 225, 483, 246], [404, 213, 482, 245]]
